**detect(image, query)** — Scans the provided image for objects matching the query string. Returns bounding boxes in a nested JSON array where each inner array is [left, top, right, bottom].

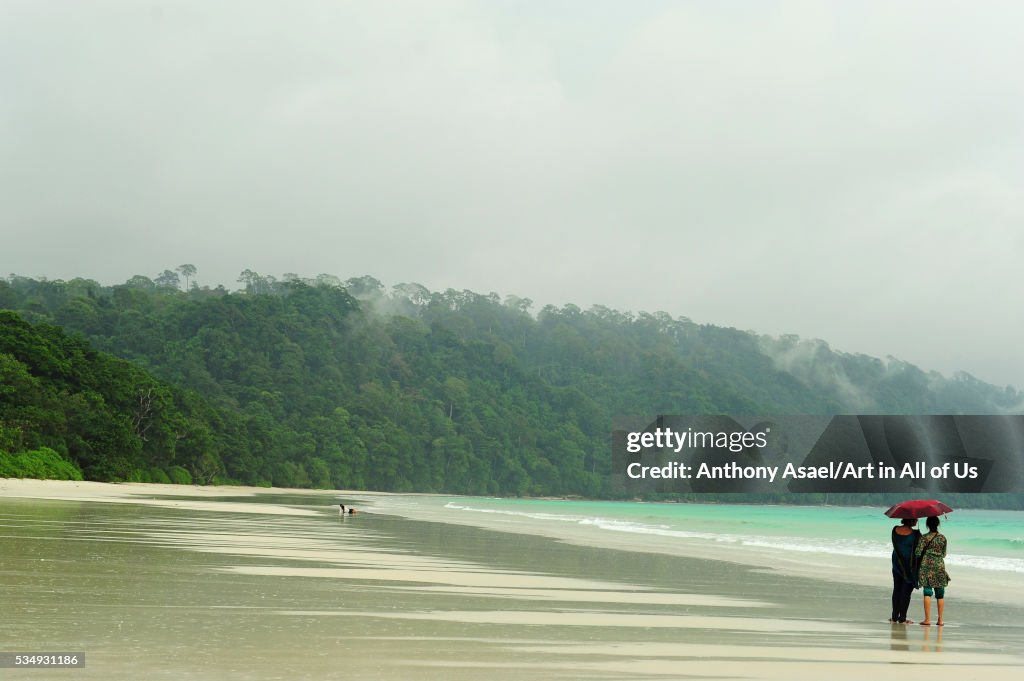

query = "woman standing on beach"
[[890, 518, 920, 623], [916, 516, 950, 626]]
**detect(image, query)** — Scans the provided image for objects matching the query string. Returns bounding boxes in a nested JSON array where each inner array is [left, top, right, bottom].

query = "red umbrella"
[[884, 499, 954, 519]]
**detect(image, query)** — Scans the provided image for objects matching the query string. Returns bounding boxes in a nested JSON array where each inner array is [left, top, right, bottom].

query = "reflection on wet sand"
[[2, 481, 1023, 680], [921, 624, 944, 653]]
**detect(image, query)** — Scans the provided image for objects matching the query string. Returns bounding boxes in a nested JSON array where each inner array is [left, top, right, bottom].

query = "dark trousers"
[[891, 574, 914, 622]]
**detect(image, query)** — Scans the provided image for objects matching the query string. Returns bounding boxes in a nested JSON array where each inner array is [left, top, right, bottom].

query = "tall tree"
[[177, 264, 197, 290], [237, 269, 260, 295]]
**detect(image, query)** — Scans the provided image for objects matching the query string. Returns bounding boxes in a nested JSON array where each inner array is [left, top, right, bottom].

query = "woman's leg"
[[890, 578, 899, 622], [898, 581, 914, 623], [921, 587, 932, 624], [936, 587, 945, 625]]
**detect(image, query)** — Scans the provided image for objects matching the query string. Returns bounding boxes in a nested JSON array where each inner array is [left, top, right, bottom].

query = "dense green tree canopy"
[[1, 273, 1020, 500]]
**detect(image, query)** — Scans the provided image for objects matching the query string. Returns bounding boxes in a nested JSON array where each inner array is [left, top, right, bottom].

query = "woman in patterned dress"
[[915, 515, 950, 626]]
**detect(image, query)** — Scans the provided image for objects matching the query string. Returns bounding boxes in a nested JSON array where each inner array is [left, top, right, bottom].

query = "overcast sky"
[[2, 1, 1022, 388]]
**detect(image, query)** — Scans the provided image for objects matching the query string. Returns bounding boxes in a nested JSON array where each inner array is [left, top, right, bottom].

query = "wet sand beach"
[[2, 479, 1023, 680]]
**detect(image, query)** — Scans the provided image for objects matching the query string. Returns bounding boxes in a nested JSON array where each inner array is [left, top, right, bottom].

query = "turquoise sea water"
[[422, 498, 1024, 574]]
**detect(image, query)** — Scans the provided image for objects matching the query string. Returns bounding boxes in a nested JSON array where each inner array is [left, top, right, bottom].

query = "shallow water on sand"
[[2, 489, 1023, 680], [373, 495, 1024, 606]]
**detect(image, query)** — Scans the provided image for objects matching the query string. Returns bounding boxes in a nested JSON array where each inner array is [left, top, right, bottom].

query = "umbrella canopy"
[[884, 499, 954, 519]]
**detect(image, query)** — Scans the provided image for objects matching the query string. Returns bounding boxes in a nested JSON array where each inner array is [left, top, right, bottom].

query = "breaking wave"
[[442, 502, 1024, 573]]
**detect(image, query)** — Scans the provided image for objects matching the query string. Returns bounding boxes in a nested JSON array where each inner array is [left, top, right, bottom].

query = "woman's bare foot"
[[919, 621, 931, 625], [936, 621, 944, 626]]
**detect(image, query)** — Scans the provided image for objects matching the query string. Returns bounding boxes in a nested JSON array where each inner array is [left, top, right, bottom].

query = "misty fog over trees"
[[1, 271, 1020, 503]]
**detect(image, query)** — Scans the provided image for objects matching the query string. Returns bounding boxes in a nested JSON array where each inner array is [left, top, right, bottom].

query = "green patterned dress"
[[915, 531, 949, 588]]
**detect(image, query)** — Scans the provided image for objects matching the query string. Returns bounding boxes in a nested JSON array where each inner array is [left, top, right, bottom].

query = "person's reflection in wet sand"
[[889, 622, 910, 651], [921, 623, 943, 653]]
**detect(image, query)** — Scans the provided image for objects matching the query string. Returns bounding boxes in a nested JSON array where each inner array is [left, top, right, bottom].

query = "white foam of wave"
[[442, 502, 1024, 574], [443, 502, 593, 523]]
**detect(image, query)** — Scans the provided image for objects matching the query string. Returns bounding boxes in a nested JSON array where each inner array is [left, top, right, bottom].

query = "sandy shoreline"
[[0, 477, 353, 499], [4, 479, 1021, 604], [4, 479, 1022, 603], [0, 478, 347, 516], [4, 479, 1024, 679]]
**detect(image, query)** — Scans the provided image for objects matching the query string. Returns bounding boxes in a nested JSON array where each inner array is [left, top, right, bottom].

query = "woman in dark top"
[[890, 517, 921, 623]]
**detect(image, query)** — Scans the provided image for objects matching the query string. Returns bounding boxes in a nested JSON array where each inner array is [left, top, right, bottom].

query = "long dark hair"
[[926, 516, 940, 533]]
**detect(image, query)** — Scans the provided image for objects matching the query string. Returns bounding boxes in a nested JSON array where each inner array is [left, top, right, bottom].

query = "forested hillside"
[[0, 311, 236, 483], [1, 272, 1020, 495]]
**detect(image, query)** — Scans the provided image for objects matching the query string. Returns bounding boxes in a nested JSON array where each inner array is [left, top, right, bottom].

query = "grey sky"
[[2, 1, 1022, 388]]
